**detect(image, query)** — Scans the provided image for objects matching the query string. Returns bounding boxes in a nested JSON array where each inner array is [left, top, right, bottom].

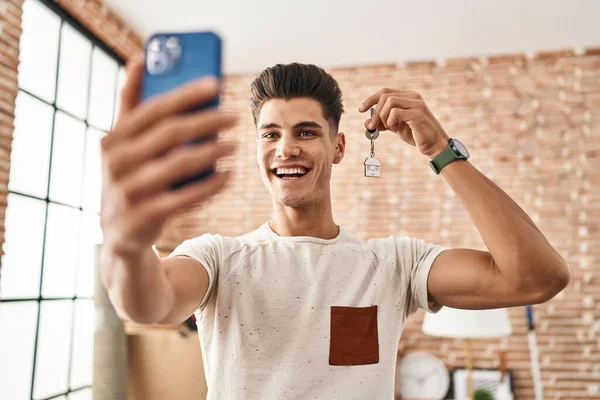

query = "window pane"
[[0, 194, 46, 299], [49, 111, 86, 207], [8, 91, 53, 197], [19, 0, 60, 102], [33, 300, 73, 400], [70, 300, 94, 388], [81, 128, 104, 213], [56, 24, 92, 119], [112, 66, 126, 128], [76, 212, 102, 298], [42, 204, 80, 298], [88, 48, 118, 131], [0, 301, 38, 400], [68, 388, 92, 400]]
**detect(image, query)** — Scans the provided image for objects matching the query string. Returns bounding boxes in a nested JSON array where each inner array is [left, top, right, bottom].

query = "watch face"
[[452, 139, 469, 158]]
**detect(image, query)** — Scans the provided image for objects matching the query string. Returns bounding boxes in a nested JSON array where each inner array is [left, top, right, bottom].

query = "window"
[[0, 0, 126, 399]]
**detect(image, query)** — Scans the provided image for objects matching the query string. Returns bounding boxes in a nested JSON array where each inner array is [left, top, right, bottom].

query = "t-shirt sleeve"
[[395, 236, 448, 316], [167, 233, 222, 313]]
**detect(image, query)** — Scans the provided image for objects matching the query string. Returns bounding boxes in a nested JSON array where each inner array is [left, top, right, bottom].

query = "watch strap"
[[429, 147, 458, 175]]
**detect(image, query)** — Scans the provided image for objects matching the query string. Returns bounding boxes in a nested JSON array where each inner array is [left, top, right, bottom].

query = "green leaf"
[[473, 388, 495, 400]]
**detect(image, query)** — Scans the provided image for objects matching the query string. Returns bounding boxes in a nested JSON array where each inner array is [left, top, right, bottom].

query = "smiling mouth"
[[271, 167, 311, 180]]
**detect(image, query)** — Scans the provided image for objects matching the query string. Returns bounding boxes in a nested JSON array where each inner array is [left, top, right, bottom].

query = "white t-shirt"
[[168, 222, 447, 400]]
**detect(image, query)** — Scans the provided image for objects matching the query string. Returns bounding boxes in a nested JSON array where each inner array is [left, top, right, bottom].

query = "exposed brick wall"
[[157, 49, 600, 399], [0, 0, 25, 264]]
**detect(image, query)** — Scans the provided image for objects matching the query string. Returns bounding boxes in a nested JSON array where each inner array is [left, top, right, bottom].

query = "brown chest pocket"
[[329, 305, 379, 366]]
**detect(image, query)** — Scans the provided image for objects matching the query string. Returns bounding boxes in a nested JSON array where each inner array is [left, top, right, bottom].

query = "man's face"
[[256, 97, 345, 209]]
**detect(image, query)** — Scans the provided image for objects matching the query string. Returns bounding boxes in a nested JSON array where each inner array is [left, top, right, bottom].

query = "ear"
[[333, 132, 346, 164]]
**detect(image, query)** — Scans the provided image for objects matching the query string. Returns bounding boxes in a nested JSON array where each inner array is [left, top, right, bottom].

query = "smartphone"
[[141, 31, 222, 189]]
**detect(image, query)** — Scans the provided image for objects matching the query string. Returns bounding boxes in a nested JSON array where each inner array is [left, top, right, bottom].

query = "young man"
[[100, 59, 570, 399]]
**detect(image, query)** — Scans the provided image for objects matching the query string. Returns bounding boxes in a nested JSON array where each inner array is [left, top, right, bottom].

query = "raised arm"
[[360, 88, 570, 310], [100, 56, 237, 324], [425, 156, 569, 309]]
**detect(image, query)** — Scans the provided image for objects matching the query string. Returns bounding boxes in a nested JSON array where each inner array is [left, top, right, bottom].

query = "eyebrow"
[[258, 121, 324, 131]]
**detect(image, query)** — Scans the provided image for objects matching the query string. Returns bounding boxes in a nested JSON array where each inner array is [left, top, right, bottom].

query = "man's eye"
[[264, 132, 278, 138], [300, 130, 315, 136]]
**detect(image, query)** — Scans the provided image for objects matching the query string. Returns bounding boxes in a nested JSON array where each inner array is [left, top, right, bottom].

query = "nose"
[[275, 136, 300, 159]]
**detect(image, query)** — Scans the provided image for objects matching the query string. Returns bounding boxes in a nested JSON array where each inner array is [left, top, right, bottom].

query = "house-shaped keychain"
[[364, 156, 381, 178]]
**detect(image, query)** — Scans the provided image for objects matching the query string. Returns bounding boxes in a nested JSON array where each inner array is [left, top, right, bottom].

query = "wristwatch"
[[429, 138, 470, 175]]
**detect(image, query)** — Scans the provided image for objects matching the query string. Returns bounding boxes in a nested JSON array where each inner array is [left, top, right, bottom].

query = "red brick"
[[488, 53, 528, 65], [404, 59, 437, 70], [584, 47, 600, 56], [535, 49, 576, 60]]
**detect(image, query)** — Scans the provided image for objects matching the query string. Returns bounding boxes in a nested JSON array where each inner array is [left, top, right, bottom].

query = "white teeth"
[[276, 167, 308, 175]]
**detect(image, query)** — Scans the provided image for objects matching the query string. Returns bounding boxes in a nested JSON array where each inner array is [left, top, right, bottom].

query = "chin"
[[277, 192, 314, 209]]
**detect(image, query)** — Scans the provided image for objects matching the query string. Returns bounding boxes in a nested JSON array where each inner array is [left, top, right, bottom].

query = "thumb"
[[116, 55, 144, 120]]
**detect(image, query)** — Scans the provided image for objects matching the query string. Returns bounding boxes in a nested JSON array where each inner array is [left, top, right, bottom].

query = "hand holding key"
[[100, 57, 239, 257], [358, 88, 450, 159]]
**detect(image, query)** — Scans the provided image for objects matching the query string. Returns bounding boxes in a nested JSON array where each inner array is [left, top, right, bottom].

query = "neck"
[[269, 194, 339, 239]]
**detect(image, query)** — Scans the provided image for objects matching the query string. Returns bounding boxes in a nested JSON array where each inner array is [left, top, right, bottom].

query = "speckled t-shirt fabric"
[[168, 222, 447, 400]]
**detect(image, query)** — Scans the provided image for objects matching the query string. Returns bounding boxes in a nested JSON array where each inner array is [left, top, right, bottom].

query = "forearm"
[[434, 157, 569, 290], [101, 245, 175, 324]]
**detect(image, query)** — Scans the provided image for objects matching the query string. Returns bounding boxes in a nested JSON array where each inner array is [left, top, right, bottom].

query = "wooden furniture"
[[126, 323, 208, 400]]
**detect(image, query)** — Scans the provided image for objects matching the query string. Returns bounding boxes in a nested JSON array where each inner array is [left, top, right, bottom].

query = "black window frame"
[[2, 0, 126, 398]]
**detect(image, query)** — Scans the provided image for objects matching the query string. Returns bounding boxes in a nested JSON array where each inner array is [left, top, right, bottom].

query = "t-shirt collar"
[[262, 221, 344, 244]]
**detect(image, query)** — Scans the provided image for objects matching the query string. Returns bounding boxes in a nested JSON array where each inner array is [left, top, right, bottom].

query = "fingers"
[[120, 141, 238, 202], [134, 170, 234, 224], [368, 93, 391, 130], [379, 97, 421, 127], [100, 61, 232, 255], [112, 76, 220, 142], [359, 89, 423, 130], [363, 95, 422, 131], [107, 109, 239, 181], [386, 108, 416, 136], [359, 88, 388, 113], [116, 55, 144, 121], [358, 88, 417, 113]]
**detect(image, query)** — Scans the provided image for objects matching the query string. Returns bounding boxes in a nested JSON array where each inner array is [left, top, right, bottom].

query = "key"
[[364, 107, 379, 140], [364, 107, 381, 178]]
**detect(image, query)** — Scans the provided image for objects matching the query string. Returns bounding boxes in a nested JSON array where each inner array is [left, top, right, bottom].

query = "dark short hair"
[[250, 63, 344, 132]]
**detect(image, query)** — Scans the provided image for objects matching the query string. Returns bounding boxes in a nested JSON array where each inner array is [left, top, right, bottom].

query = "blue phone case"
[[141, 31, 222, 189]]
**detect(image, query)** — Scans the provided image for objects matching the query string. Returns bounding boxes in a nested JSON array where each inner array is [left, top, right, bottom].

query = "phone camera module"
[[146, 35, 182, 75]]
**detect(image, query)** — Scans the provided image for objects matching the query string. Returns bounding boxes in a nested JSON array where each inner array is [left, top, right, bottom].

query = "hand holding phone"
[[100, 54, 238, 256]]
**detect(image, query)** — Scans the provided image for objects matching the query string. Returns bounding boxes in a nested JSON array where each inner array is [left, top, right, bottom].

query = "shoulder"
[[335, 230, 400, 262], [358, 234, 446, 263], [366, 234, 443, 251], [172, 223, 272, 260]]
